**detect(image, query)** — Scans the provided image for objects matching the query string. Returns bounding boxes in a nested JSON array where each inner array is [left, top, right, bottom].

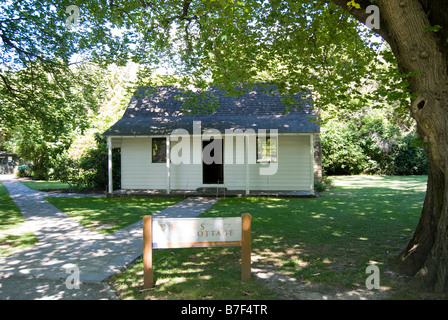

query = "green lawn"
[[106, 175, 428, 300], [0, 183, 24, 231], [20, 180, 72, 191], [3, 175, 433, 299], [0, 183, 38, 256], [22, 175, 429, 299], [45, 197, 183, 234]]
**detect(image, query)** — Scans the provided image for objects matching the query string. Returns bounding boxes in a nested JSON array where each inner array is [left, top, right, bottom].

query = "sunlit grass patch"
[[41, 175, 428, 299], [0, 183, 38, 256], [20, 180, 71, 191], [46, 197, 183, 234], [111, 247, 278, 300], [0, 232, 38, 256]]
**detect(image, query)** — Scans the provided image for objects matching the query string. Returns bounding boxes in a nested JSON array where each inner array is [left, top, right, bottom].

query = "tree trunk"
[[396, 97, 448, 292], [375, 0, 448, 292]]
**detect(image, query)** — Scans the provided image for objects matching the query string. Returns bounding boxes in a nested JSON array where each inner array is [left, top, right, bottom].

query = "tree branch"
[[0, 73, 35, 116], [0, 30, 66, 68], [330, 0, 394, 46], [418, 0, 448, 55]]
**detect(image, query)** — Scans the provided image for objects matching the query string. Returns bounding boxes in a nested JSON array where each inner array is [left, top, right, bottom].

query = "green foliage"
[[0, 1, 428, 188], [76, 134, 121, 190], [3, 62, 113, 179], [321, 121, 367, 175], [48, 63, 136, 189], [314, 174, 334, 192], [53, 133, 121, 190], [321, 115, 428, 175], [46, 197, 182, 234], [422, 25, 443, 33], [393, 133, 429, 175]]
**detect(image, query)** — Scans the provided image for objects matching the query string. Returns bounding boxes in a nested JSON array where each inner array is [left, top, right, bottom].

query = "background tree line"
[[321, 109, 428, 176], [3, 0, 445, 291], [5, 60, 428, 190]]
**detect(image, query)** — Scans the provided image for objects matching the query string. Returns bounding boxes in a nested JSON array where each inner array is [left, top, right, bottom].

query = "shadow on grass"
[[45, 197, 183, 234], [112, 246, 278, 300], [110, 176, 429, 299]]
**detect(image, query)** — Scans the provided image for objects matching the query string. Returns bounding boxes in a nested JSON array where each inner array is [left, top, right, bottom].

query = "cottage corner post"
[[166, 136, 171, 194], [107, 136, 113, 194], [309, 134, 315, 196]]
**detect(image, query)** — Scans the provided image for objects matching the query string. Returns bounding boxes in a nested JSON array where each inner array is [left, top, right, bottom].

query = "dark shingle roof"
[[103, 85, 320, 136]]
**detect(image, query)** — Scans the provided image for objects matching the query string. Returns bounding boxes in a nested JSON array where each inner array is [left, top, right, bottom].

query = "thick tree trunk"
[[396, 97, 448, 292], [332, 0, 448, 292], [375, 0, 448, 292]]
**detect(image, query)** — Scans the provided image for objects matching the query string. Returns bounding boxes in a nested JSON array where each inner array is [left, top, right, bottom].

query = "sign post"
[[143, 213, 251, 289], [241, 213, 251, 282], [143, 215, 154, 288]]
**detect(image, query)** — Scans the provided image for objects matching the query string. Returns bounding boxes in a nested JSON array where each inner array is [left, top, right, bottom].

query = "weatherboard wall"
[[119, 134, 313, 192]]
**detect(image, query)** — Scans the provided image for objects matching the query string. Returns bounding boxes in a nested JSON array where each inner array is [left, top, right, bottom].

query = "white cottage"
[[103, 85, 320, 195]]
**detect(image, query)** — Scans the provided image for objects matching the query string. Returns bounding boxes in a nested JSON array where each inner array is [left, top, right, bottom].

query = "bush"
[[321, 121, 367, 175], [321, 116, 428, 176], [315, 174, 334, 192], [392, 133, 428, 175], [357, 115, 400, 174], [16, 165, 31, 177], [52, 133, 121, 191]]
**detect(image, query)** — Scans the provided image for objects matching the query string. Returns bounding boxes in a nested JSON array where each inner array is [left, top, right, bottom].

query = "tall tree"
[[0, 1, 118, 175], [330, 0, 448, 293], [105, 0, 448, 292], [1, 0, 447, 292]]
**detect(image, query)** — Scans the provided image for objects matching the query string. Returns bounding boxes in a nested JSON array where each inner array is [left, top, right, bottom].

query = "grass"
[[0, 183, 24, 231], [45, 195, 276, 299], [0, 183, 38, 256], [6, 175, 428, 299], [45, 197, 183, 234], [106, 175, 428, 300], [111, 247, 278, 300], [0, 232, 38, 257], [20, 180, 71, 191]]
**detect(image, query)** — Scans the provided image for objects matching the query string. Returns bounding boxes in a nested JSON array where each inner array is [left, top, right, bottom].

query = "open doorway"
[[202, 138, 224, 184]]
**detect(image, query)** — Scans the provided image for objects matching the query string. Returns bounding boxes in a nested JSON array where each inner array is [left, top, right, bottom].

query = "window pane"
[[257, 137, 277, 163], [152, 138, 166, 163]]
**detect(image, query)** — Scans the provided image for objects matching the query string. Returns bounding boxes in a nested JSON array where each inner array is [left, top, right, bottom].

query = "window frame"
[[151, 137, 167, 163], [256, 136, 278, 163]]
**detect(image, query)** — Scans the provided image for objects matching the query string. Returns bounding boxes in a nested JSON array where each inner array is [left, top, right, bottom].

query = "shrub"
[[321, 116, 428, 176], [321, 121, 367, 175], [392, 133, 428, 175], [52, 133, 121, 191]]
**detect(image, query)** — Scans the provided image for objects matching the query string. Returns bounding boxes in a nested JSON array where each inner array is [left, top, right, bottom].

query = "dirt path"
[[252, 261, 391, 300]]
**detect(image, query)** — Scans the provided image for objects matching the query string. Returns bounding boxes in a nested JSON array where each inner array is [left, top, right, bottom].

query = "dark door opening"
[[202, 139, 224, 184]]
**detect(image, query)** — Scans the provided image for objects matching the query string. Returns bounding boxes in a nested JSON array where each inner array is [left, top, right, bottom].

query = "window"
[[152, 138, 166, 163], [257, 136, 278, 163]]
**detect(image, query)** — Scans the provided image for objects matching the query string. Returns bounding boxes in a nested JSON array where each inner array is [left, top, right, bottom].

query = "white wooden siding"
[[169, 138, 202, 190], [120, 138, 166, 189], [224, 135, 311, 191], [120, 134, 312, 191]]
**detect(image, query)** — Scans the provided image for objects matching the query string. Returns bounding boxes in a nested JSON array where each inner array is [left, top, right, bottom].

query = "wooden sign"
[[143, 213, 251, 288], [152, 217, 243, 248]]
